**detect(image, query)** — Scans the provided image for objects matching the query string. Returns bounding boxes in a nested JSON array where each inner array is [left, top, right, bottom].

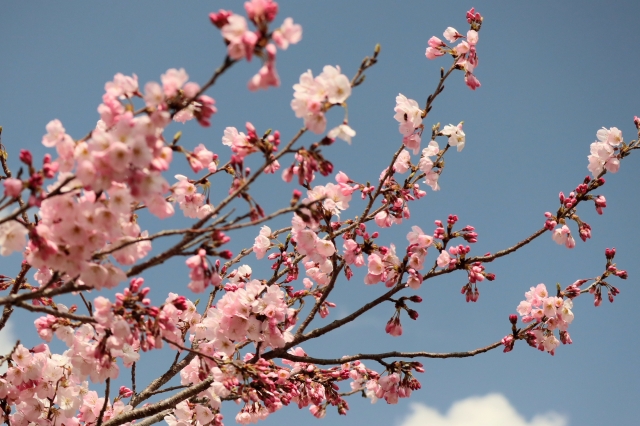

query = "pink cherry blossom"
[[105, 73, 139, 99], [328, 123, 356, 144], [394, 94, 423, 136], [443, 27, 463, 42], [441, 122, 466, 151], [161, 68, 189, 97], [596, 126, 623, 146], [273, 17, 302, 50], [248, 44, 280, 91], [253, 226, 272, 259], [0, 220, 28, 256], [393, 149, 411, 173], [3, 178, 22, 197]]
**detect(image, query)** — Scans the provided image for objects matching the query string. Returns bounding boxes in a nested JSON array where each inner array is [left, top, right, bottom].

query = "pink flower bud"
[[19, 149, 33, 165], [209, 10, 231, 28], [501, 334, 515, 353], [605, 247, 616, 260]]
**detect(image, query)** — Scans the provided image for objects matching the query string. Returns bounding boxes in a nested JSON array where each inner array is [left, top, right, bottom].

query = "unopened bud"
[[407, 309, 419, 320], [605, 247, 616, 260], [19, 149, 33, 165]]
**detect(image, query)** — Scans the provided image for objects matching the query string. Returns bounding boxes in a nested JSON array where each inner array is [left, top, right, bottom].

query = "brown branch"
[[145, 385, 188, 398], [0, 279, 88, 307], [96, 378, 111, 426], [467, 228, 547, 264], [264, 282, 406, 360], [218, 199, 322, 232], [130, 410, 172, 426], [0, 263, 30, 332], [103, 376, 215, 426], [14, 301, 96, 323], [178, 55, 237, 117], [279, 341, 502, 365], [294, 260, 345, 338], [130, 352, 196, 407]]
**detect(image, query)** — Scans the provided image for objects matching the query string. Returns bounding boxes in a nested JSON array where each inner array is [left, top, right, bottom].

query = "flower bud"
[[605, 247, 616, 260], [19, 149, 33, 165]]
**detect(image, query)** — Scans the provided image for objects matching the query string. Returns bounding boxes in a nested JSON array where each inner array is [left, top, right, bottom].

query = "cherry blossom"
[[441, 122, 466, 151], [0, 6, 635, 425], [394, 94, 423, 136], [291, 66, 351, 134], [272, 17, 302, 50], [253, 226, 272, 259]]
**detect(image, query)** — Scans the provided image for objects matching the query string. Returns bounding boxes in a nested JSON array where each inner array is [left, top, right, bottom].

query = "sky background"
[[1, 1, 639, 425]]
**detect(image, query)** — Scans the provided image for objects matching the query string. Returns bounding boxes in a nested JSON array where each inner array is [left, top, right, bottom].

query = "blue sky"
[[1, 2, 639, 425]]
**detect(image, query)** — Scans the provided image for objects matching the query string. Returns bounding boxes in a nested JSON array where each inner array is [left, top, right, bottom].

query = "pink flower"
[[594, 195, 606, 215], [273, 17, 302, 50], [42, 119, 73, 148], [209, 9, 232, 28], [394, 94, 423, 136], [443, 27, 463, 42], [441, 122, 466, 151], [467, 30, 479, 45], [0, 221, 28, 256], [596, 127, 623, 146], [161, 68, 189, 98], [144, 81, 164, 107], [3, 178, 23, 198], [407, 226, 433, 248], [253, 226, 271, 259], [393, 149, 411, 174], [588, 137, 620, 177], [425, 46, 445, 60], [328, 123, 356, 144], [436, 251, 451, 268], [221, 14, 248, 43], [464, 72, 481, 90], [244, 0, 279, 23], [105, 73, 139, 99], [318, 65, 351, 104], [248, 44, 280, 91], [402, 133, 421, 155], [551, 225, 572, 248], [385, 317, 402, 337], [428, 36, 445, 48]]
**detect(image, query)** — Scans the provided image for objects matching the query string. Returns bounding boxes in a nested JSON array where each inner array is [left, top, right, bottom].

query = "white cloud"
[[0, 321, 17, 373], [398, 393, 567, 426]]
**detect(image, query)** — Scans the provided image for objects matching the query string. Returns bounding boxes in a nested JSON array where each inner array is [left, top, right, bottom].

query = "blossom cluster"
[[425, 7, 483, 90], [210, 0, 302, 90], [0, 5, 637, 426], [291, 66, 353, 134], [588, 127, 623, 177], [0, 342, 132, 426]]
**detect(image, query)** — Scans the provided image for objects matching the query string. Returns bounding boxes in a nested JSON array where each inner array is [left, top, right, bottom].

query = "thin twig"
[[96, 378, 111, 426]]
